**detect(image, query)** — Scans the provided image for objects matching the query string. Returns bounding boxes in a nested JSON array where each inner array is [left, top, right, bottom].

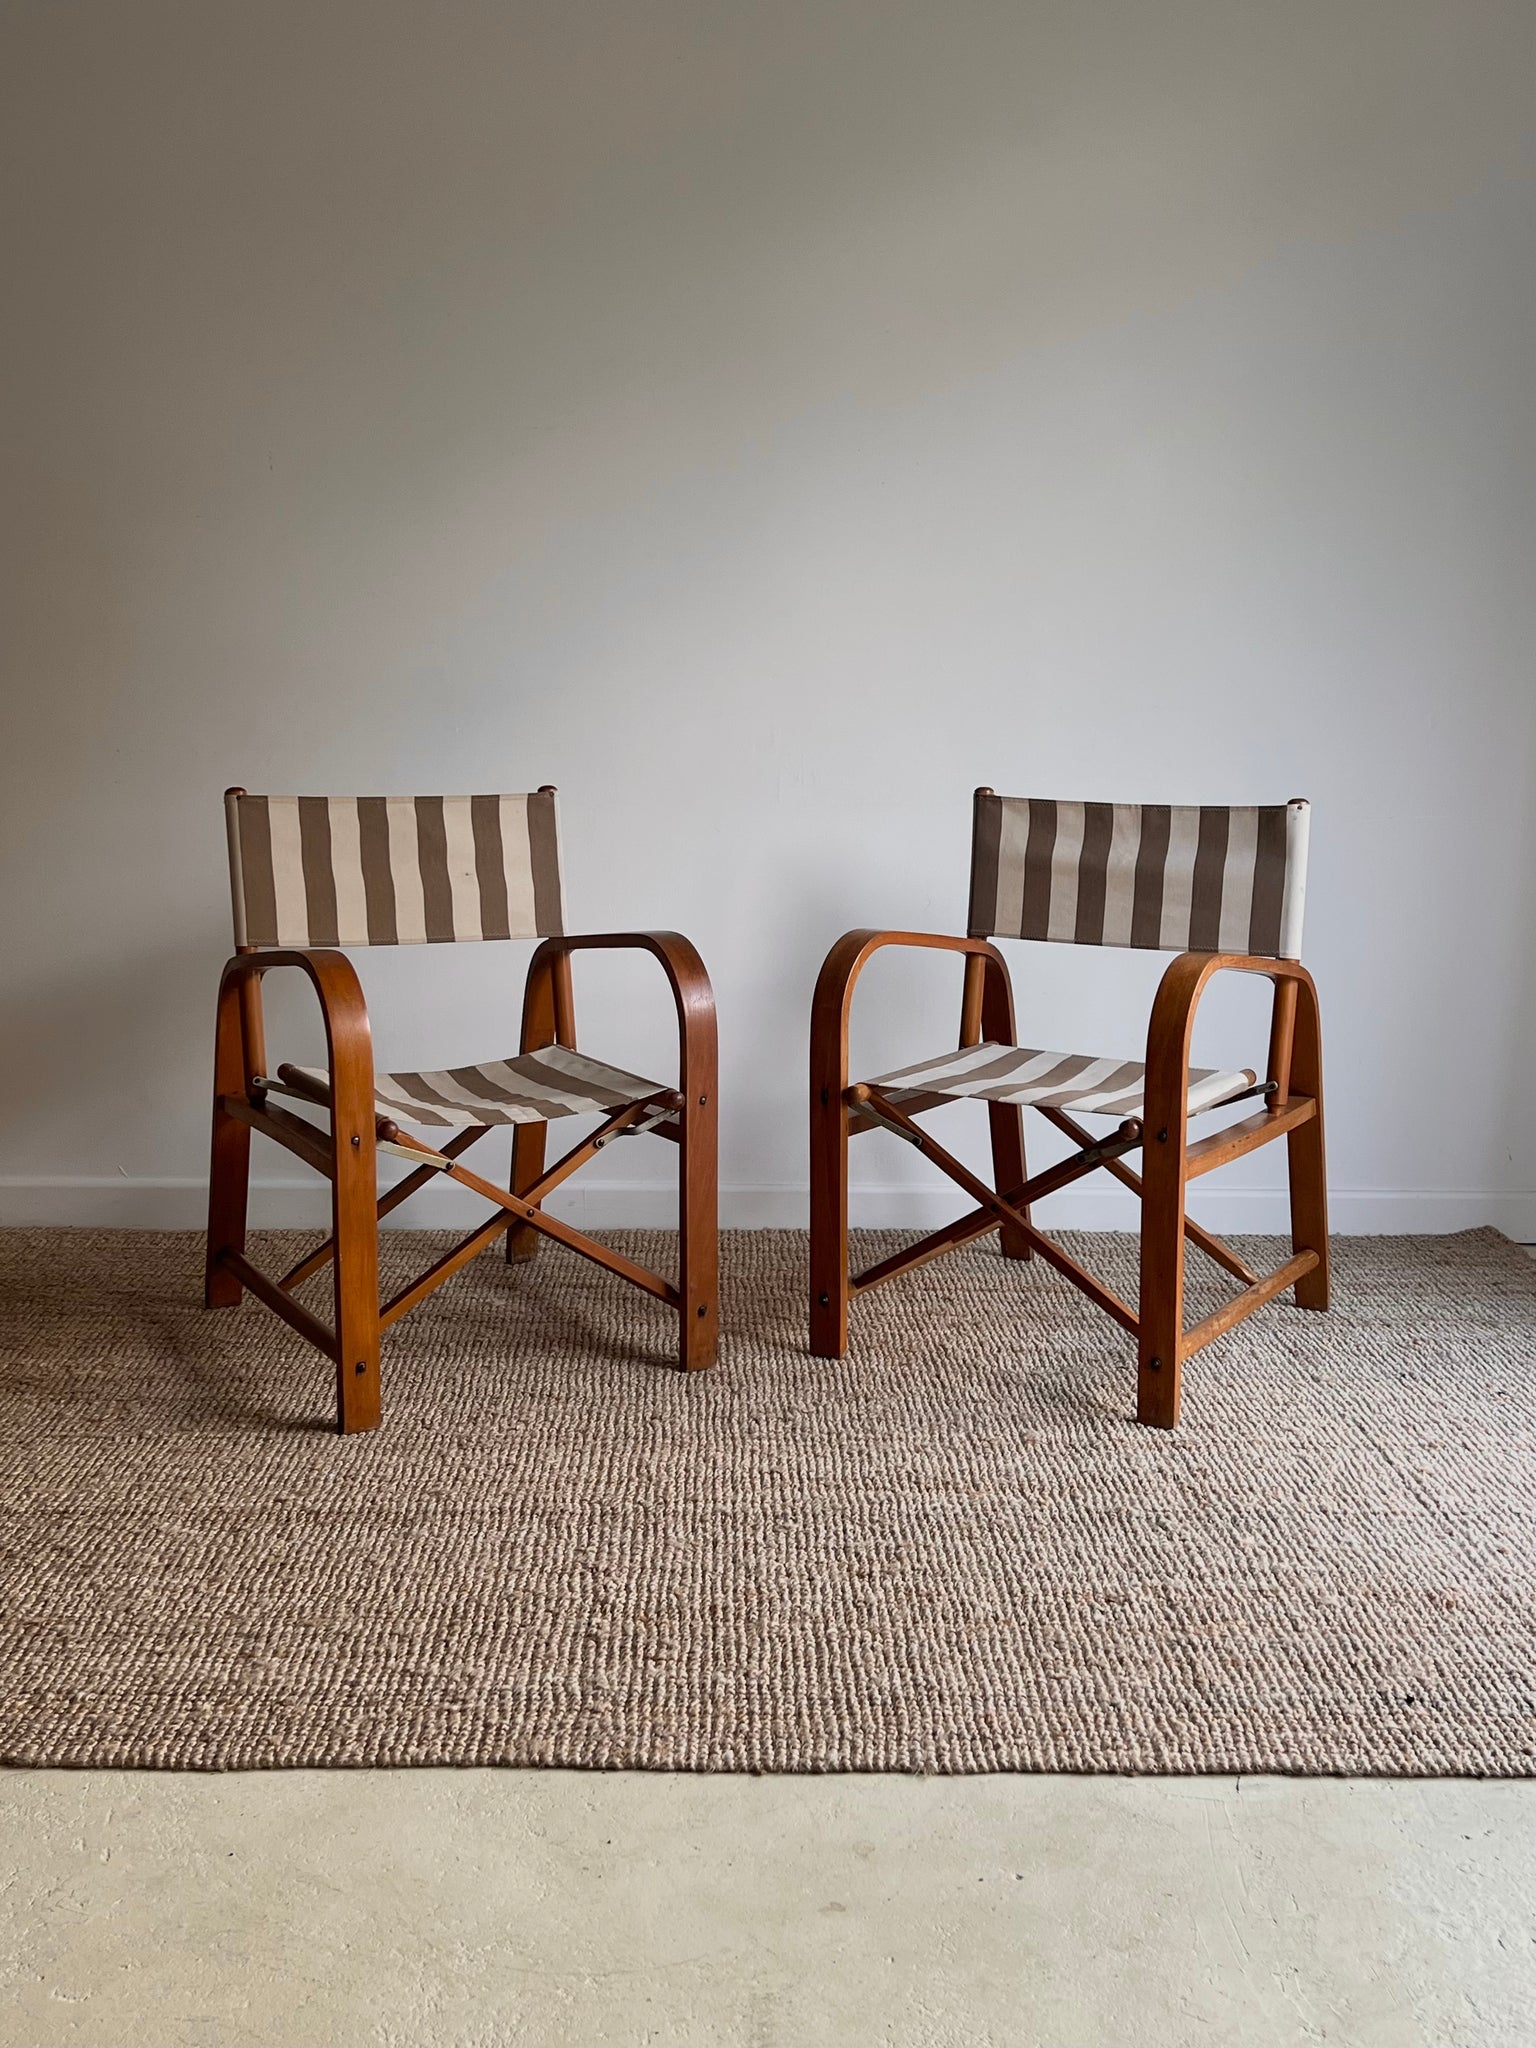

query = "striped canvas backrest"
[[225, 791, 566, 947], [967, 796, 1310, 959]]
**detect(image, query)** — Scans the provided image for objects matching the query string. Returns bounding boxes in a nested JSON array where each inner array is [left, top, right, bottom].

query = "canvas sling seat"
[[272, 1044, 676, 1131], [864, 1044, 1258, 1122]]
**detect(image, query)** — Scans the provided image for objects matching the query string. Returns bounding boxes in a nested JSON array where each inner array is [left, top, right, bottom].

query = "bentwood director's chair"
[[206, 788, 717, 1433], [810, 792, 1328, 1428]]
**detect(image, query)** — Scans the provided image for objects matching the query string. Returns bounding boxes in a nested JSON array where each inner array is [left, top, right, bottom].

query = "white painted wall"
[[3, 1, 1533, 1238]]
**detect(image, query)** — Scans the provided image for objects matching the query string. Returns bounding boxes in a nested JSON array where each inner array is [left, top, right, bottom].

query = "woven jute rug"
[[1, 1227, 1533, 1774]]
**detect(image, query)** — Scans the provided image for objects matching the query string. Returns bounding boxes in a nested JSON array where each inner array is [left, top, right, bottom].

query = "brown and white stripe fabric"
[[968, 797, 1310, 959], [869, 1042, 1256, 1121], [226, 793, 565, 947], [274, 1044, 670, 1129]]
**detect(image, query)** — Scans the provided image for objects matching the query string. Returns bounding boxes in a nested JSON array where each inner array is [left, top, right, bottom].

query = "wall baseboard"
[[0, 1176, 1531, 1240]]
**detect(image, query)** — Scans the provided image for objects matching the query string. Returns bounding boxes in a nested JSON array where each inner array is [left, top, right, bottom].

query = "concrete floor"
[[2, 1770, 1534, 2047]]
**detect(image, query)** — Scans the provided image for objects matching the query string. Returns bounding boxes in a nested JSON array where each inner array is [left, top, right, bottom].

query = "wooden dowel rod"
[[1267, 978, 1299, 1107], [1180, 1250, 1320, 1360], [959, 953, 986, 1048], [1184, 1098, 1314, 1179], [278, 1127, 489, 1292], [434, 1153, 680, 1306], [1037, 1105, 1260, 1287], [218, 1250, 338, 1359], [851, 1206, 1000, 1294], [379, 1215, 514, 1330], [219, 1096, 335, 1179]]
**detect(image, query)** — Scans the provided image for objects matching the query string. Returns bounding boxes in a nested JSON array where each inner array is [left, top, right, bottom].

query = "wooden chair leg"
[[1287, 980, 1331, 1311], [204, 976, 250, 1309], [331, 1093, 381, 1435], [507, 944, 566, 1263], [505, 1124, 546, 1264], [980, 950, 1030, 1259], [989, 1103, 1032, 1259], [677, 1084, 718, 1370], [809, 1078, 850, 1358], [1137, 1118, 1187, 1428]]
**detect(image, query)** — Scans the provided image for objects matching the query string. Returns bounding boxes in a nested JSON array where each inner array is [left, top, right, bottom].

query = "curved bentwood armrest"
[[208, 947, 382, 1431], [1137, 948, 1329, 1427], [530, 930, 716, 1049], [523, 930, 717, 1106], [811, 929, 1019, 1097], [520, 931, 719, 1370], [1142, 949, 1323, 1135], [216, 947, 376, 1127], [808, 930, 1030, 1360]]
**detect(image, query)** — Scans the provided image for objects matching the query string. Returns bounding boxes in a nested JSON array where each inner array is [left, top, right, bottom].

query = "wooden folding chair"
[[810, 792, 1329, 1427], [205, 788, 717, 1433]]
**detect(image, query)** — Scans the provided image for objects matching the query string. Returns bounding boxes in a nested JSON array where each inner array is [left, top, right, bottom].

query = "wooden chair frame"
[[809, 931, 1329, 1427], [206, 931, 717, 1433]]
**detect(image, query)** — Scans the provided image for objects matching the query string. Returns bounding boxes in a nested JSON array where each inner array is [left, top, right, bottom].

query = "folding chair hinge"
[[1227, 1078, 1280, 1110], [1069, 1120, 1145, 1174], [615, 1095, 684, 1140]]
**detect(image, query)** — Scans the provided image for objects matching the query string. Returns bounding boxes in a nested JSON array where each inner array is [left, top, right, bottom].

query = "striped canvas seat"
[[274, 1043, 672, 1130], [867, 1043, 1256, 1121]]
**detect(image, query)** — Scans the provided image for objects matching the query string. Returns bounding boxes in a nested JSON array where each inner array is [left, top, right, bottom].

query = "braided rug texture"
[[1, 1227, 1533, 1773]]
